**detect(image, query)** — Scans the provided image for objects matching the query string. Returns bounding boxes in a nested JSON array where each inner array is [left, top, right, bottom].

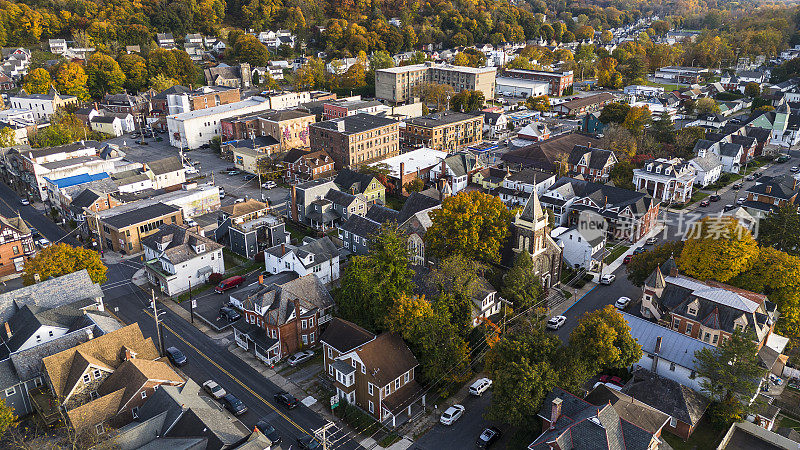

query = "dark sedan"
[[298, 435, 322, 449], [274, 391, 298, 409], [165, 346, 187, 366], [476, 427, 501, 448], [255, 419, 282, 444], [221, 393, 248, 415]]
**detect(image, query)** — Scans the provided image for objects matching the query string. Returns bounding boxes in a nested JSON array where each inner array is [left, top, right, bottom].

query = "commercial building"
[[501, 69, 574, 96], [495, 77, 550, 98], [403, 111, 484, 152], [167, 96, 273, 149], [309, 114, 400, 169], [94, 202, 184, 253], [161, 86, 241, 115], [375, 62, 497, 103], [323, 99, 390, 120], [0, 214, 34, 279], [553, 93, 617, 116], [654, 66, 709, 84], [221, 109, 316, 150], [9, 87, 79, 121]]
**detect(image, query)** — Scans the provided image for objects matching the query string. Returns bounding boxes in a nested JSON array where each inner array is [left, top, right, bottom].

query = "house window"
[[90, 390, 99, 400], [93, 369, 102, 379], [368, 383, 374, 396], [687, 308, 697, 316], [369, 401, 374, 413], [669, 362, 676, 371], [703, 333, 710, 343], [329, 365, 334, 376], [48, 330, 53, 337], [686, 323, 693, 334], [5, 387, 15, 397], [712, 335, 719, 344], [310, 332, 315, 343], [83, 374, 91, 384], [404, 372, 410, 383], [395, 379, 400, 390], [361, 364, 366, 374], [327, 347, 333, 358], [670, 416, 677, 427], [132, 407, 139, 419], [141, 391, 147, 399], [301, 319, 307, 329], [672, 318, 680, 329], [301, 334, 308, 345], [34, 377, 42, 387], [95, 423, 106, 435], [309, 317, 314, 327]]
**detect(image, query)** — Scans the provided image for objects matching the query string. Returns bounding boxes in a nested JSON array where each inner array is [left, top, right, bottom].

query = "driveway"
[[414, 391, 508, 450]]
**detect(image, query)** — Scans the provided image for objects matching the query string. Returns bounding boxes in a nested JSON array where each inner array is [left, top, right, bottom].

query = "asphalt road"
[[0, 181, 80, 246], [102, 263, 364, 450], [414, 392, 500, 450]]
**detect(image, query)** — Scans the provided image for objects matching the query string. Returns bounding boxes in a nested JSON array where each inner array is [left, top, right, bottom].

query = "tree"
[[622, 106, 652, 136], [650, 110, 676, 144], [118, 53, 148, 92], [0, 398, 17, 440], [626, 241, 684, 286], [23, 68, 52, 94], [599, 102, 631, 124], [757, 205, 800, 256], [233, 34, 270, 66], [335, 224, 415, 332], [695, 97, 721, 115], [415, 82, 454, 112], [450, 90, 484, 112], [568, 305, 642, 372], [678, 217, 759, 283], [0, 127, 16, 148], [429, 255, 485, 335], [147, 48, 198, 87], [676, 126, 708, 156], [525, 95, 550, 112], [23, 243, 108, 285], [386, 294, 470, 386], [427, 191, 514, 264], [694, 331, 766, 424], [86, 53, 125, 98], [609, 158, 635, 189], [53, 62, 89, 101], [404, 177, 424, 193], [600, 124, 637, 157], [502, 251, 543, 311], [575, 25, 594, 41], [744, 82, 761, 98]]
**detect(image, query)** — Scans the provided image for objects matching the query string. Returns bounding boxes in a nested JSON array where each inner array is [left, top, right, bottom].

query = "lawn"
[[673, 191, 709, 209], [604, 244, 630, 265], [643, 80, 680, 91], [779, 415, 800, 430], [284, 220, 315, 243], [662, 417, 726, 450]]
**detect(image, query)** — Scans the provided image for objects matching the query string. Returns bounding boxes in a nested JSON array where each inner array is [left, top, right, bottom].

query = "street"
[[414, 392, 499, 450], [0, 181, 80, 246]]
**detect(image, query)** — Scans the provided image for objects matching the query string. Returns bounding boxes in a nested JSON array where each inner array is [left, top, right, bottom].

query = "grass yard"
[[604, 244, 630, 265], [643, 80, 681, 91], [779, 415, 800, 430], [284, 220, 315, 243], [662, 417, 726, 450], [673, 191, 710, 209]]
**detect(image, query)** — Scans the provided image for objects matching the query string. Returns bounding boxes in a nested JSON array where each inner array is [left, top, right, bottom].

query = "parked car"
[[732, 183, 743, 190], [215, 275, 246, 293], [615, 296, 631, 310], [19, 198, 29, 206], [255, 420, 282, 445], [600, 274, 616, 285], [723, 204, 736, 212], [439, 404, 465, 425], [709, 194, 721, 202], [262, 181, 277, 189], [219, 306, 241, 322], [623, 255, 633, 264], [645, 237, 658, 245], [225, 167, 236, 172], [469, 378, 493, 396], [770, 374, 783, 385], [202, 380, 227, 399], [218, 187, 226, 198], [165, 346, 187, 366], [476, 427, 501, 448], [633, 247, 646, 255], [699, 199, 710, 207], [227, 170, 241, 176], [274, 391, 298, 409], [234, 198, 246, 204], [547, 315, 566, 330], [599, 375, 624, 387], [36, 238, 50, 248], [775, 155, 791, 163], [221, 393, 248, 415], [297, 436, 322, 449], [243, 174, 257, 181], [736, 197, 746, 205], [791, 166, 800, 173], [287, 350, 315, 366]]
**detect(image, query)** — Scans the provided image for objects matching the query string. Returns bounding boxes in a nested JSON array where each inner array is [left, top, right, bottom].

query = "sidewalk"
[[101, 250, 145, 265], [550, 281, 597, 317], [602, 224, 665, 276]]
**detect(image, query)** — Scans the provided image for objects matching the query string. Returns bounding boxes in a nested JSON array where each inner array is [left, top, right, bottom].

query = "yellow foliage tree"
[[23, 68, 52, 94], [678, 217, 759, 282], [23, 243, 108, 286], [53, 62, 89, 101]]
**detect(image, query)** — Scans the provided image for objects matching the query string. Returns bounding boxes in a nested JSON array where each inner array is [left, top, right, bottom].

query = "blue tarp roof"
[[45, 172, 109, 189]]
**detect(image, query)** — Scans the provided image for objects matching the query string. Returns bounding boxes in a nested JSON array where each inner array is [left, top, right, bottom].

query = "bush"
[[208, 272, 223, 285]]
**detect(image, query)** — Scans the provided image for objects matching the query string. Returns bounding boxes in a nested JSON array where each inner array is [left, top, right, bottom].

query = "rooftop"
[[407, 111, 482, 128], [311, 113, 397, 134]]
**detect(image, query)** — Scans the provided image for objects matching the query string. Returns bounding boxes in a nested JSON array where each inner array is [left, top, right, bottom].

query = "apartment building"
[[167, 96, 273, 149], [375, 62, 497, 103], [501, 69, 574, 96], [9, 87, 79, 121], [95, 202, 184, 253], [322, 99, 390, 120], [0, 214, 34, 278], [309, 114, 400, 169], [258, 110, 316, 149], [403, 111, 484, 152]]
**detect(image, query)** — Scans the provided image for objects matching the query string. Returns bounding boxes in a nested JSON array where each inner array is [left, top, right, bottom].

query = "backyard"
[[662, 417, 726, 450]]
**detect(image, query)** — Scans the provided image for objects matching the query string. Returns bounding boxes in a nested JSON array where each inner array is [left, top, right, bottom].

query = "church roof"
[[520, 191, 544, 223]]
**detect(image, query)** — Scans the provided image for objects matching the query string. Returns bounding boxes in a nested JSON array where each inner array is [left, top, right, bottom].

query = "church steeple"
[[517, 191, 547, 232]]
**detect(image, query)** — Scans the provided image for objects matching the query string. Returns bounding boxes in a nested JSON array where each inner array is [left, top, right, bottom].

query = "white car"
[[202, 380, 226, 399], [615, 296, 631, 310], [184, 165, 199, 175], [547, 315, 567, 330], [600, 274, 616, 285], [439, 404, 465, 425], [736, 197, 746, 205], [234, 198, 245, 204], [185, 219, 198, 227], [645, 237, 658, 245], [262, 181, 277, 189], [469, 378, 492, 396], [287, 350, 314, 366], [37, 238, 50, 248], [19, 198, 29, 206]]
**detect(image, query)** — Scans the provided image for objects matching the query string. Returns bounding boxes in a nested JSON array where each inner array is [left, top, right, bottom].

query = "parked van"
[[215, 275, 246, 293], [469, 378, 493, 396]]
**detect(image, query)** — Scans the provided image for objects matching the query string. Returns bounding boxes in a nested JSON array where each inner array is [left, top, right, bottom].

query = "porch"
[[232, 321, 281, 366], [29, 386, 61, 425], [380, 381, 426, 428]]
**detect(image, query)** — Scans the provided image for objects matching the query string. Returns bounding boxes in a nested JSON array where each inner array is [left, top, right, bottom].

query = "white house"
[[483, 111, 508, 138], [167, 96, 272, 149], [142, 224, 225, 296], [551, 226, 605, 271], [48, 39, 67, 55], [689, 149, 723, 187], [90, 116, 124, 137], [632, 158, 696, 204], [624, 85, 664, 98], [9, 88, 79, 121], [495, 167, 556, 207], [264, 237, 340, 284], [471, 278, 501, 327]]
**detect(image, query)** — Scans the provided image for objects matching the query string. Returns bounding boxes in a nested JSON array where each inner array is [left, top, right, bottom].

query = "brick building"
[[403, 111, 484, 152], [0, 214, 34, 278], [283, 149, 335, 183], [375, 62, 497, 103], [309, 114, 400, 169]]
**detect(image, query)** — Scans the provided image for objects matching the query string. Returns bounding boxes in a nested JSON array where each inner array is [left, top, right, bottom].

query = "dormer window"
[[687, 307, 697, 316], [656, 166, 661, 174]]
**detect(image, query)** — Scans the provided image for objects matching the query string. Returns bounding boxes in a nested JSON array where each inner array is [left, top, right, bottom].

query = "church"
[[510, 191, 563, 289]]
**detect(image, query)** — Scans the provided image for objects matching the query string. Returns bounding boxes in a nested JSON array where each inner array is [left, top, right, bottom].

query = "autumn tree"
[[404, 177, 424, 193], [415, 82, 454, 111], [525, 95, 550, 112], [502, 251, 543, 312], [600, 124, 637, 156], [151, 74, 178, 92], [744, 82, 761, 98], [678, 217, 759, 282], [86, 53, 126, 98], [599, 102, 631, 125], [335, 224, 415, 332], [676, 126, 707, 157], [23, 243, 108, 285], [53, 62, 89, 101], [694, 331, 765, 424], [622, 105, 652, 136], [626, 240, 684, 286], [428, 254, 486, 335], [568, 305, 642, 373], [232, 34, 270, 66], [147, 48, 198, 87], [449, 90, 484, 112], [118, 53, 149, 92], [23, 68, 52, 94], [0, 128, 16, 148], [608, 158, 634, 189], [695, 97, 721, 115], [757, 205, 800, 256], [427, 191, 514, 264], [0, 398, 17, 440]]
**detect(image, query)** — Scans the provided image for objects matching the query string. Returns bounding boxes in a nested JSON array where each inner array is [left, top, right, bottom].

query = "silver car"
[[202, 380, 227, 399]]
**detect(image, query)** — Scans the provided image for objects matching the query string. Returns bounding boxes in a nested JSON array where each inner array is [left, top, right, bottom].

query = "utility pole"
[[151, 290, 165, 356], [315, 422, 336, 450], [189, 278, 194, 324]]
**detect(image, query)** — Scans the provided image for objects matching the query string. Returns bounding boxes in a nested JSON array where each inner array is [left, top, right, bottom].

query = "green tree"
[[744, 82, 761, 98], [335, 224, 415, 332], [650, 110, 676, 144], [53, 62, 89, 101], [429, 255, 485, 335], [676, 126, 708, 156], [599, 102, 631, 124], [568, 305, 642, 372], [449, 90, 485, 112], [427, 191, 514, 264], [502, 251, 543, 311], [86, 53, 126, 98], [233, 34, 270, 66], [679, 217, 760, 282], [23, 68, 52, 94], [404, 177, 424, 193], [694, 331, 766, 424], [23, 243, 108, 285], [525, 95, 550, 112], [757, 205, 800, 256], [609, 158, 635, 189], [695, 97, 721, 115], [626, 241, 684, 286], [151, 73, 178, 92], [118, 53, 148, 92]]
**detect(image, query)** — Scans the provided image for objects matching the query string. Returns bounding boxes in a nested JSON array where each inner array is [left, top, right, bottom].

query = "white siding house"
[[264, 237, 340, 284]]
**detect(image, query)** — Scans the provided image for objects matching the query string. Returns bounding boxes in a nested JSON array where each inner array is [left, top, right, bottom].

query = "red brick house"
[[0, 214, 35, 278], [283, 148, 335, 183], [320, 318, 425, 427], [567, 144, 618, 182], [232, 274, 334, 365]]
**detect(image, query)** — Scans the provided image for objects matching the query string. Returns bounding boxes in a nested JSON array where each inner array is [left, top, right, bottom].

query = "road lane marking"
[[143, 309, 315, 438]]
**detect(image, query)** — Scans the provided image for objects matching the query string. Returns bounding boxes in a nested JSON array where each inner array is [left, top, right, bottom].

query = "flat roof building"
[[376, 62, 497, 104], [403, 111, 484, 152], [309, 114, 400, 169]]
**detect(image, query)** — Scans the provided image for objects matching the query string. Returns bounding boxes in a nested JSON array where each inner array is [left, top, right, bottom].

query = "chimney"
[[550, 398, 563, 429], [259, 274, 264, 285], [281, 243, 286, 256], [4, 322, 10, 339], [652, 336, 662, 372], [766, 185, 771, 194], [399, 162, 405, 178]]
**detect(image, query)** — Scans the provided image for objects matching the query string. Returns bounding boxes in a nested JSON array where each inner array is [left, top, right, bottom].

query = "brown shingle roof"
[[320, 318, 375, 354], [220, 199, 268, 217], [66, 388, 126, 431], [43, 324, 160, 400], [356, 333, 418, 387], [98, 359, 183, 410]]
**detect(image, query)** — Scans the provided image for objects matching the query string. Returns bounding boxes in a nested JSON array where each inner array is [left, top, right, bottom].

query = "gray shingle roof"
[[0, 270, 103, 323], [622, 368, 710, 427], [102, 202, 181, 229], [319, 318, 375, 353], [140, 224, 223, 264], [147, 156, 184, 175]]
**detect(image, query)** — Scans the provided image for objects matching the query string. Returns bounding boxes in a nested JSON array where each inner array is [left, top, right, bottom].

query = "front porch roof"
[[382, 381, 425, 416], [332, 359, 356, 376], [233, 321, 279, 352], [144, 259, 177, 280]]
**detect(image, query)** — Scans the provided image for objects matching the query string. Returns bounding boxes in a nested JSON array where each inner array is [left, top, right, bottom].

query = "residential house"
[[689, 148, 724, 187], [509, 192, 563, 288], [483, 111, 508, 138], [40, 324, 182, 437], [528, 387, 664, 449], [215, 200, 289, 259], [501, 132, 602, 174], [142, 224, 224, 296], [48, 39, 67, 55], [289, 179, 368, 230], [100, 93, 150, 125], [550, 226, 605, 272], [90, 116, 125, 137], [472, 166, 510, 191], [320, 318, 424, 427], [156, 33, 176, 48], [583, 384, 672, 442], [567, 145, 618, 182], [403, 112, 484, 152], [229, 139, 281, 174], [371, 147, 449, 195], [428, 152, 485, 195], [9, 87, 79, 121], [334, 169, 386, 205], [493, 167, 556, 207], [146, 156, 186, 190], [516, 122, 551, 142], [203, 63, 252, 89], [309, 114, 400, 169], [233, 274, 334, 364], [264, 237, 340, 284], [552, 93, 616, 117], [581, 112, 606, 135], [632, 158, 696, 204], [94, 202, 184, 253], [743, 174, 800, 218], [0, 214, 35, 279], [283, 149, 335, 183]]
